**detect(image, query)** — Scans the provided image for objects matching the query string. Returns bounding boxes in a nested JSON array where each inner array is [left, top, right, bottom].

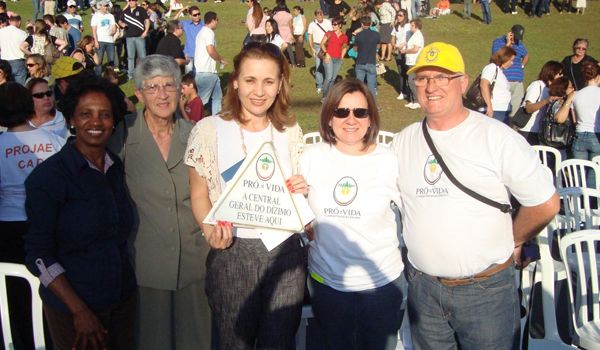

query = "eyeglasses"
[[142, 82, 178, 94], [26, 63, 37, 67], [332, 107, 369, 119], [191, 12, 200, 16], [414, 73, 463, 87], [243, 41, 282, 58], [574, 46, 587, 51], [32, 90, 53, 99]]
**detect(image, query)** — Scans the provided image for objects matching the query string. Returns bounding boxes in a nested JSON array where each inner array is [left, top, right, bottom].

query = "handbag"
[[421, 119, 514, 214], [465, 67, 497, 110], [539, 99, 575, 149], [375, 62, 386, 75], [511, 85, 542, 128]]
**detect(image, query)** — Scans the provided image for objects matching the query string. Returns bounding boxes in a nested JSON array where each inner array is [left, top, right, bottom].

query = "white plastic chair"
[[377, 130, 395, 145], [559, 230, 600, 350], [302, 132, 322, 145], [0, 263, 46, 350], [560, 187, 600, 230], [533, 145, 562, 181], [557, 159, 600, 190]]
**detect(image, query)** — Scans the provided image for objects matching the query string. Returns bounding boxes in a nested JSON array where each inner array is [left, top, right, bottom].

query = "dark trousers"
[[43, 293, 136, 350], [0, 221, 34, 350], [206, 235, 307, 350], [293, 34, 306, 66], [395, 54, 409, 97]]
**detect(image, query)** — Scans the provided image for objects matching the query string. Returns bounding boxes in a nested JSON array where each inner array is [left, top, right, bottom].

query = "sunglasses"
[[332, 107, 369, 119], [243, 41, 282, 58], [32, 90, 53, 99], [26, 63, 37, 67], [191, 12, 200, 16]]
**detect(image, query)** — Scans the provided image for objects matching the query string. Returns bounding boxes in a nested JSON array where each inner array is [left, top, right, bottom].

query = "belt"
[[436, 257, 514, 287]]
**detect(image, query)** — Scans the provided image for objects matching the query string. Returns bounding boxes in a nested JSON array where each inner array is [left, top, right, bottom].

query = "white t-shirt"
[[0, 25, 28, 60], [28, 111, 71, 140], [301, 143, 403, 292], [521, 80, 548, 132], [194, 26, 217, 73], [391, 112, 556, 278], [0, 128, 65, 221], [307, 19, 332, 45], [214, 117, 293, 240], [405, 30, 423, 66], [64, 13, 83, 30], [292, 14, 305, 35], [391, 23, 410, 48], [573, 85, 600, 133], [481, 63, 511, 112], [267, 34, 285, 50], [91, 12, 116, 43]]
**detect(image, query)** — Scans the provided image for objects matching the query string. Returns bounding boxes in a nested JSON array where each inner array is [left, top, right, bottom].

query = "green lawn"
[[7, 0, 600, 132]]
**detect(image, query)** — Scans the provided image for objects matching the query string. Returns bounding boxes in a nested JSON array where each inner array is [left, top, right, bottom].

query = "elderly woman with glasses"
[[186, 42, 307, 350], [107, 54, 211, 350], [561, 38, 598, 91], [300, 78, 404, 350]]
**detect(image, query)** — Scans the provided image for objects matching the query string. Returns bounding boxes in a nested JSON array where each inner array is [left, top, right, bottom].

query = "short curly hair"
[[58, 76, 128, 127], [0, 82, 34, 128]]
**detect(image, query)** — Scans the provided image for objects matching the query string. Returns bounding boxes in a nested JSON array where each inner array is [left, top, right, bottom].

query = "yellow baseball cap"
[[407, 42, 465, 75], [51, 56, 84, 80]]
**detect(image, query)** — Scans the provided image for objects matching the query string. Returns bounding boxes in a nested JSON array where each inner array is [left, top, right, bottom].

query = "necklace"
[[238, 121, 274, 156]]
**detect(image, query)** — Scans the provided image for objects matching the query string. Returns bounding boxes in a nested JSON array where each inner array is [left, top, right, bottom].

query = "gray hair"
[[133, 55, 182, 90]]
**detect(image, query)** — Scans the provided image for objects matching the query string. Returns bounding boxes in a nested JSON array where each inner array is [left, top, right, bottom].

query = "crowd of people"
[[0, 0, 599, 349]]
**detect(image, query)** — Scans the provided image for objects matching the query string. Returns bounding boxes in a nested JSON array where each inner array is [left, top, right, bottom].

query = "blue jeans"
[[493, 110, 509, 125], [319, 0, 330, 16], [572, 132, 600, 189], [412, 0, 421, 17], [32, 0, 42, 19], [481, 0, 492, 23], [323, 58, 343, 98], [395, 55, 409, 96], [96, 41, 115, 75], [314, 43, 324, 90], [464, 0, 473, 17], [355, 63, 377, 98], [406, 262, 519, 350], [8, 59, 27, 86], [126, 36, 146, 78], [310, 276, 404, 350], [195, 72, 222, 115]]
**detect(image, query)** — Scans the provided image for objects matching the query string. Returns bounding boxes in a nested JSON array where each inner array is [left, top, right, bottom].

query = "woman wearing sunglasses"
[[25, 54, 50, 84], [186, 42, 307, 349], [299, 78, 404, 349], [26, 78, 70, 139]]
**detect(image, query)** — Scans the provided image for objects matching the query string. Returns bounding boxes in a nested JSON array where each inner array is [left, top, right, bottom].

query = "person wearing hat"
[[63, 0, 83, 31], [491, 24, 529, 118], [391, 42, 559, 350]]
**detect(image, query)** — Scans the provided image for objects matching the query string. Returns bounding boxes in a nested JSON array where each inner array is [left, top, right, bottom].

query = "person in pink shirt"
[[272, 2, 295, 65]]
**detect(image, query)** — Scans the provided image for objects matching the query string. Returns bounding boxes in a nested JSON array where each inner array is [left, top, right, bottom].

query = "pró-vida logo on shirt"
[[324, 176, 361, 219], [417, 155, 449, 198]]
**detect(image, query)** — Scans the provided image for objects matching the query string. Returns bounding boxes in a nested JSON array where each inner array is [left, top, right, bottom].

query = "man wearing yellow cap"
[[391, 42, 559, 349]]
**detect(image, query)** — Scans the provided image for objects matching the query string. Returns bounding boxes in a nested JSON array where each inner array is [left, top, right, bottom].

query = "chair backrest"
[[377, 130, 395, 145], [0, 263, 46, 349], [302, 132, 322, 145], [559, 187, 600, 232], [557, 159, 600, 190], [533, 145, 562, 179], [559, 230, 600, 336]]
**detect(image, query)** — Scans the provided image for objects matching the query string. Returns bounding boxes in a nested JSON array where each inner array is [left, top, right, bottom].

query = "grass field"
[[6, 0, 600, 132]]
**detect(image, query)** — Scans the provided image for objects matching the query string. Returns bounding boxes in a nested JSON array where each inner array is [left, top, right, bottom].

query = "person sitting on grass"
[[430, 0, 451, 17], [179, 72, 204, 123]]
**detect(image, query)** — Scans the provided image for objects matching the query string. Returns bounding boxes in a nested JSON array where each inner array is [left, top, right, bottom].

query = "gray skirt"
[[379, 23, 393, 43]]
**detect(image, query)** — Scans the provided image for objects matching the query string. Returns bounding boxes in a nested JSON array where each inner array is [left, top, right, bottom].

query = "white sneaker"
[[404, 102, 414, 108], [396, 93, 405, 100], [409, 102, 421, 109], [511, 11, 518, 14], [317, 88, 322, 95]]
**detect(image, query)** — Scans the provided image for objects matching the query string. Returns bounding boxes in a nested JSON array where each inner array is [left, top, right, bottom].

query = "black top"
[[24, 142, 136, 312], [355, 28, 380, 65], [121, 7, 148, 38], [561, 54, 598, 91], [156, 33, 184, 60], [329, 0, 351, 18]]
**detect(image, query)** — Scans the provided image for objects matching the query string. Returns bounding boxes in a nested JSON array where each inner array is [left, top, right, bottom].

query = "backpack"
[[538, 99, 575, 149]]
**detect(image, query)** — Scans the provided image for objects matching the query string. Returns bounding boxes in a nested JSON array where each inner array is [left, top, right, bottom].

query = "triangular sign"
[[204, 142, 304, 232]]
